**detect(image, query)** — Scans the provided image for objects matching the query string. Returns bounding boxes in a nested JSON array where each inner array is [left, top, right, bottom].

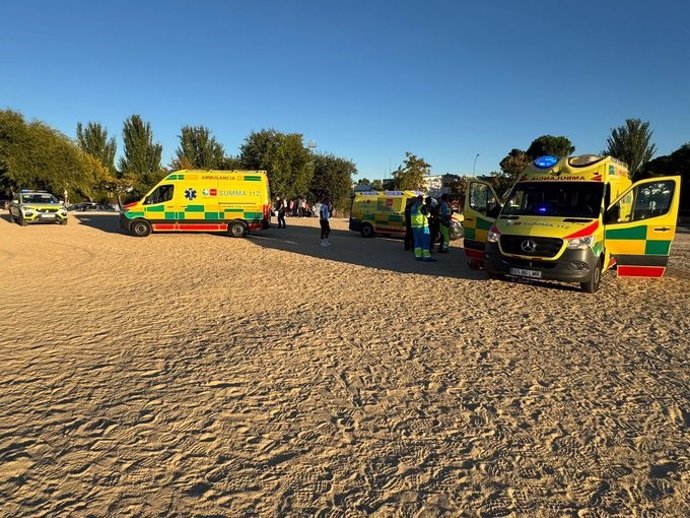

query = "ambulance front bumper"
[[484, 243, 599, 282]]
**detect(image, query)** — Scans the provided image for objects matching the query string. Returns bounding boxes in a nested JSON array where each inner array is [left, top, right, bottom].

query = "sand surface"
[[1, 212, 690, 517]]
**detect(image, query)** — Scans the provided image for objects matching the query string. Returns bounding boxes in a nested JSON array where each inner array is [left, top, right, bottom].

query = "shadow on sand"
[[68, 213, 584, 288], [247, 223, 488, 281], [72, 213, 125, 234]]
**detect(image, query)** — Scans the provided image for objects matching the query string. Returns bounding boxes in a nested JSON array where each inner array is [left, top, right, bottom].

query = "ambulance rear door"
[[463, 180, 502, 267], [604, 176, 681, 277]]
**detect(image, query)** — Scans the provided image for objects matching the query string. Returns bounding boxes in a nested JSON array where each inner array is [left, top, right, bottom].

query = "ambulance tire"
[[360, 224, 374, 238], [581, 259, 602, 293], [19, 214, 28, 226], [130, 219, 152, 237], [58, 218, 68, 225], [229, 221, 248, 237]]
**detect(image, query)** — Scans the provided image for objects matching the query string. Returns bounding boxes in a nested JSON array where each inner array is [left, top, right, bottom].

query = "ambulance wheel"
[[581, 259, 602, 293], [229, 221, 247, 237], [487, 270, 502, 280], [130, 219, 151, 237], [19, 214, 28, 226], [360, 224, 374, 238], [58, 218, 68, 225]]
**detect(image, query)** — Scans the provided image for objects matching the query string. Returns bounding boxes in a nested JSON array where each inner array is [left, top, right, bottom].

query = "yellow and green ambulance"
[[120, 170, 271, 237], [349, 190, 420, 237], [463, 154, 681, 292]]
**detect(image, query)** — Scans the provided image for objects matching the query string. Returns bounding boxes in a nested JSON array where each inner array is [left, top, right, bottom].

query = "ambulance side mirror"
[[605, 205, 619, 224]]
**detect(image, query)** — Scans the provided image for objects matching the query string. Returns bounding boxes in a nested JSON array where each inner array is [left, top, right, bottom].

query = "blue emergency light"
[[534, 155, 558, 169]]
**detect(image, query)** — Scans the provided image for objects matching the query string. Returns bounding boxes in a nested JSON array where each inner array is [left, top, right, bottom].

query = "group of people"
[[275, 193, 452, 259], [404, 193, 452, 261], [274, 196, 332, 247]]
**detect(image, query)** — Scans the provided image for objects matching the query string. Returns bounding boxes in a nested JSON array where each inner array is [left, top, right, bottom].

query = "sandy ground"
[[1, 211, 690, 518]]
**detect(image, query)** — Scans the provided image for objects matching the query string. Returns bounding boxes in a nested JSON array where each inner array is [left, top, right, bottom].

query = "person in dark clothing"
[[404, 198, 413, 251], [438, 193, 451, 252], [319, 198, 332, 246], [425, 196, 439, 254], [276, 197, 286, 228]]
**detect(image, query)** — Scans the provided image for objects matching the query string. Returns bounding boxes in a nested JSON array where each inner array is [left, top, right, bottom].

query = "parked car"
[[9, 190, 68, 225], [69, 202, 116, 212]]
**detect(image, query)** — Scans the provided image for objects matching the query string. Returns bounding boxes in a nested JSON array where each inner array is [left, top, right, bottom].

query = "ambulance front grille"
[[500, 235, 563, 258]]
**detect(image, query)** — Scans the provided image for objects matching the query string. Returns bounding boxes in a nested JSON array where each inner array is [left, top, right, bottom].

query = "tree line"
[[0, 110, 357, 213], [1, 109, 688, 214]]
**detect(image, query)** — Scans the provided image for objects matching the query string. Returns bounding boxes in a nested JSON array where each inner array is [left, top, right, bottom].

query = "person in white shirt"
[[319, 198, 332, 247]]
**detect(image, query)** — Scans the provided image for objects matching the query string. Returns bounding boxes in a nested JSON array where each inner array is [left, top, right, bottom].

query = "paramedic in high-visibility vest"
[[410, 195, 434, 261]]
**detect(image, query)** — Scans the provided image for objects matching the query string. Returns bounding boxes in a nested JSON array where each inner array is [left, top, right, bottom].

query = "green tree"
[[526, 135, 575, 159], [76, 122, 117, 173], [371, 179, 383, 190], [493, 148, 531, 194], [446, 175, 468, 207], [118, 115, 163, 195], [310, 153, 357, 213], [0, 109, 110, 200], [173, 125, 225, 170], [392, 152, 430, 190], [219, 155, 242, 170], [603, 118, 656, 179], [240, 129, 313, 199]]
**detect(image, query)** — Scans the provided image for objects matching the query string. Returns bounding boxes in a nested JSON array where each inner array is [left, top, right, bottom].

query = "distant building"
[[423, 173, 468, 196]]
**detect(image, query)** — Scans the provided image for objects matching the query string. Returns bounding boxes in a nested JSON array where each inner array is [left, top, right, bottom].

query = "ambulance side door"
[[604, 176, 681, 277], [142, 183, 180, 229], [463, 180, 502, 263]]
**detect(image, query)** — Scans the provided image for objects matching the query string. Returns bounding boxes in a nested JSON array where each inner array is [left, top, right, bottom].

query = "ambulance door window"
[[630, 180, 674, 220], [469, 184, 491, 215], [607, 180, 675, 223], [144, 184, 174, 205]]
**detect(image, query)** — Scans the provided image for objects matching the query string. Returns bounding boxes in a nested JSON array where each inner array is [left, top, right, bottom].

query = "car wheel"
[[581, 259, 602, 293], [58, 218, 68, 225], [229, 221, 247, 237], [19, 214, 28, 226], [361, 224, 374, 238], [130, 219, 152, 237]]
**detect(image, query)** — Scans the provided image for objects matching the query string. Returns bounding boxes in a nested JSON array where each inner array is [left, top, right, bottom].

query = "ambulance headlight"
[[567, 235, 596, 250], [487, 225, 500, 243]]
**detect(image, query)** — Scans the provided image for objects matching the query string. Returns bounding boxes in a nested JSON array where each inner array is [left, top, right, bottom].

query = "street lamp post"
[[472, 153, 480, 177]]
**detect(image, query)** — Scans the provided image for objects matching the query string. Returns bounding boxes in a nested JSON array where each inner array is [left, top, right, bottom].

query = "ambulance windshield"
[[502, 182, 604, 218]]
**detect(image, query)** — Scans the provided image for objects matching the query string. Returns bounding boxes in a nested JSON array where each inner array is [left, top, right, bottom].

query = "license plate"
[[510, 267, 542, 279], [40, 213, 55, 219]]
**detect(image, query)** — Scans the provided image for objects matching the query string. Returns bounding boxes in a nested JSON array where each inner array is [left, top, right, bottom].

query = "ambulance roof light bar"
[[534, 156, 558, 169]]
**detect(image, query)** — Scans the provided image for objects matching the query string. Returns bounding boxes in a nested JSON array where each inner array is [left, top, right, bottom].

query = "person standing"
[[438, 193, 451, 252], [320, 197, 332, 247], [404, 198, 413, 251], [276, 197, 286, 229], [425, 196, 439, 255], [410, 195, 433, 261]]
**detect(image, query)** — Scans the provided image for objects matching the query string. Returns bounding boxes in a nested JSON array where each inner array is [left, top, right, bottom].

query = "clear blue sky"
[[2, 0, 689, 180]]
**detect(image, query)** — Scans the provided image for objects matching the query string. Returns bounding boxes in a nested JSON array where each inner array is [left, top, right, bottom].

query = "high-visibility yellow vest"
[[410, 202, 428, 229]]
